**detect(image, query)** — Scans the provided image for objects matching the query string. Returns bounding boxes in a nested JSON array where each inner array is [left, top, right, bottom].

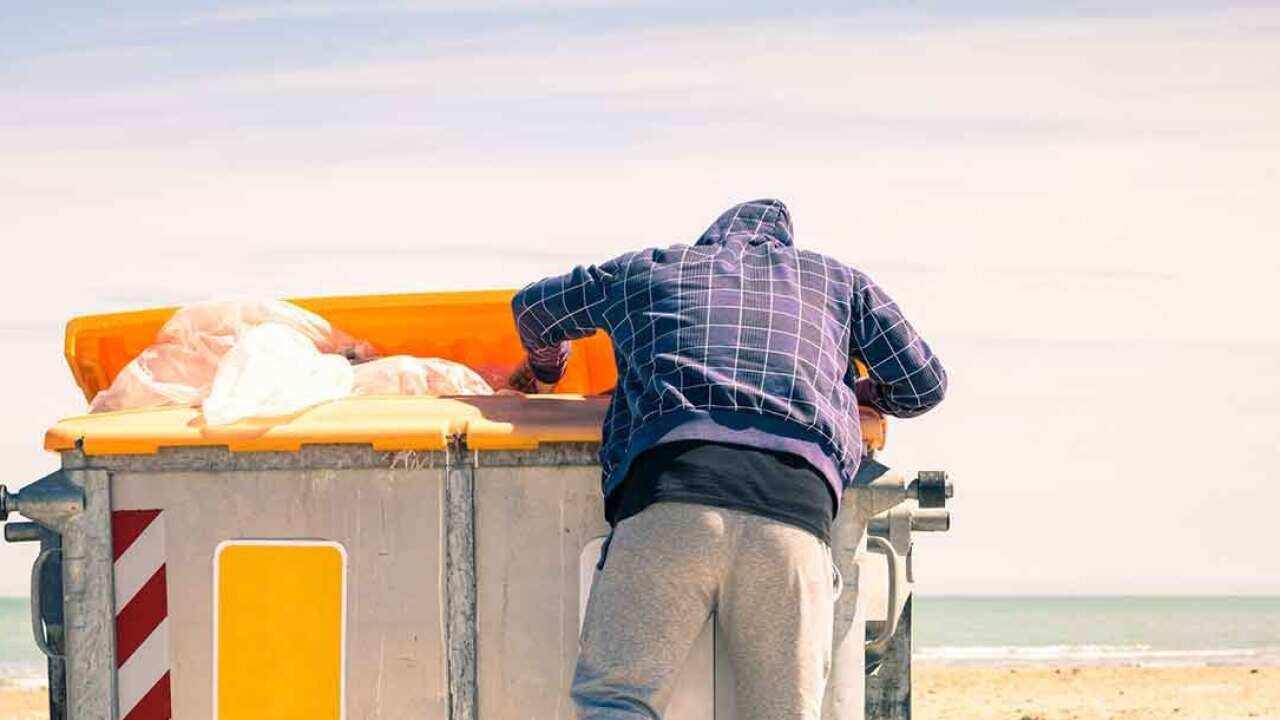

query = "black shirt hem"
[[623, 493, 832, 545]]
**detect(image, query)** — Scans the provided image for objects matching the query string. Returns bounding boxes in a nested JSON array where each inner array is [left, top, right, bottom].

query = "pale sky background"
[[1, 1, 1278, 596]]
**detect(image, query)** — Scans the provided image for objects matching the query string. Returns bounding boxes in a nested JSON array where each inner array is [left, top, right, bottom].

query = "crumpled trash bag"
[[88, 341, 216, 411], [89, 296, 496, 423], [352, 356, 493, 396], [89, 298, 374, 414], [203, 323, 355, 426]]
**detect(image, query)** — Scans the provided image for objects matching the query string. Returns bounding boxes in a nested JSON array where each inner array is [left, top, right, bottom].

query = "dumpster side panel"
[[474, 464, 607, 719], [110, 466, 449, 720]]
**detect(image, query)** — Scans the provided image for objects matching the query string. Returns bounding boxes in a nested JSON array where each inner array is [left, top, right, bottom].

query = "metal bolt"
[[4, 522, 42, 543], [910, 509, 951, 532], [908, 470, 952, 509]]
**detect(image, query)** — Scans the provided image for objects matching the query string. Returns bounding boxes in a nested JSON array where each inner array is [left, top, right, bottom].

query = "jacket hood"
[[695, 199, 794, 247]]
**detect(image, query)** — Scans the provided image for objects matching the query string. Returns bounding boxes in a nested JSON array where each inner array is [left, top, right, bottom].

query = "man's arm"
[[511, 255, 629, 386], [849, 271, 948, 417]]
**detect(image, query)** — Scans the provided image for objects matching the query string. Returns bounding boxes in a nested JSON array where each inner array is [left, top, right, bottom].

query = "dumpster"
[[0, 290, 952, 720]]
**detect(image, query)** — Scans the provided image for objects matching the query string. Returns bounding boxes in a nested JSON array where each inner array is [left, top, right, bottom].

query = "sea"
[[2, 596, 1278, 687], [0, 597, 46, 689], [913, 596, 1280, 667]]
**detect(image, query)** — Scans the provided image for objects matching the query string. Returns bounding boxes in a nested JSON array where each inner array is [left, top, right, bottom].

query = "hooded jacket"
[[512, 199, 947, 509]]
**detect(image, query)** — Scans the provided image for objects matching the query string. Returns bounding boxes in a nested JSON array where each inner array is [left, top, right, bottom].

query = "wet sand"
[[916, 665, 1280, 720], [2, 666, 1276, 718]]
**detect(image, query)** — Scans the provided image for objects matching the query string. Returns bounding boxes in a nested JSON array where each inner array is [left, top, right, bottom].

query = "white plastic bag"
[[88, 342, 219, 412], [202, 323, 355, 425], [156, 298, 340, 357], [89, 298, 374, 413], [87, 297, 492, 423], [352, 356, 493, 396]]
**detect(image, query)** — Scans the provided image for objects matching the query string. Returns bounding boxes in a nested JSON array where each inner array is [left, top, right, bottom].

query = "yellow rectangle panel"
[[214, 541, 347, 720]]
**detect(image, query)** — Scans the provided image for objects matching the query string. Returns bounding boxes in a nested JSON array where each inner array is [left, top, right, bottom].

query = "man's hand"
[[859, 405, 887, 453], [506, 359, 558, 394], [852, 377, 880, 407]]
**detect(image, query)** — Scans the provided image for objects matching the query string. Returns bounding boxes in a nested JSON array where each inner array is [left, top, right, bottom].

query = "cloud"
[[199, 11, 1280, 123], [9, 8, 1279, 158], [103, 0, 651, 33]]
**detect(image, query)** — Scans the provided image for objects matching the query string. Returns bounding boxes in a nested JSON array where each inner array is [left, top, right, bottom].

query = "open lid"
[[63, 289, 618, 403]]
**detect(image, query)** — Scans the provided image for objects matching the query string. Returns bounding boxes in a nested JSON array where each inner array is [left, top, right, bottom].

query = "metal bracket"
[[0, 470, 85, 532]]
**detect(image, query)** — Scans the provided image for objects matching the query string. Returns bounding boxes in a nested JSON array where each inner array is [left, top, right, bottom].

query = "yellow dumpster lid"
[[45, 395, 611, 454], [63, 289, 619, 403], [45, 395, 885, 455]]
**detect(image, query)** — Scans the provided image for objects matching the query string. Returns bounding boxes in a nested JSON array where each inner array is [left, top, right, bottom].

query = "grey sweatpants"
[[571, 502, 837, 719]]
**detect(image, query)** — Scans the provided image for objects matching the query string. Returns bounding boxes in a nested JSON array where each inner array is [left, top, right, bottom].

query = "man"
[[510, 199, 946, 719]]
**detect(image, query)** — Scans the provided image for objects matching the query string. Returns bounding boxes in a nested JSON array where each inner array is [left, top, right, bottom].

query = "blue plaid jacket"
[[512, 199, 947, 508]]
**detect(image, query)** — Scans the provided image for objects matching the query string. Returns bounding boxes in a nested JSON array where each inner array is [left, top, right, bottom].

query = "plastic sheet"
[[203, 323, 356, 425], [89, 298, 374, 414], [89, 297, 494, 423], [352, 356, 493, 397]]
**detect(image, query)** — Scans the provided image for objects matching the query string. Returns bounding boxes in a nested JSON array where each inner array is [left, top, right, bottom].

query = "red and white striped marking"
[[113, 510, 172, 720]]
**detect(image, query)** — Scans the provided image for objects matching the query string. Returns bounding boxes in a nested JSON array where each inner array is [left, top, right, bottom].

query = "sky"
[[1, 1, 1278, 596]]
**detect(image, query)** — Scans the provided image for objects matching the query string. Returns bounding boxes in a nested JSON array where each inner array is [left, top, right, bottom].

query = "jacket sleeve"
[[510, 254, 629, 384], [849, 271, 948, 418]]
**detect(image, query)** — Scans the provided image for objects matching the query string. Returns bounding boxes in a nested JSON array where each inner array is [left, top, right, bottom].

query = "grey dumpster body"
[[2, 397, 949, 720]]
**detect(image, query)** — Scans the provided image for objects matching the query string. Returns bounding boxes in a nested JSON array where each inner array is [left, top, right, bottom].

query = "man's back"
[[512, 199, 947, 506], [513, 199, 949, 720]]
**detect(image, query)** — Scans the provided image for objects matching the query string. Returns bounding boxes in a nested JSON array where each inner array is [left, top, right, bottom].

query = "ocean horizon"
[[3, 595, 1278, 688]]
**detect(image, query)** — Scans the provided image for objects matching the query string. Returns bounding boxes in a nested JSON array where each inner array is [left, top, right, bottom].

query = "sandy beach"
[[0, 686, 46, 720], [1, 665, 1275, 718], [915, 665, 1280, 720]]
